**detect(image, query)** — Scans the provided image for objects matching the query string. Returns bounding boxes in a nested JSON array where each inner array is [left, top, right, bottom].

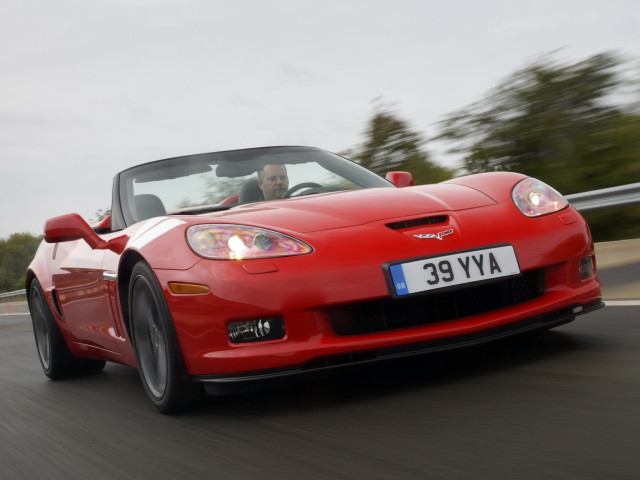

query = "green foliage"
[[0, 233, 42, 292], [436, 52, 640, 194], [347, 103, 454, 185], [95, 209, 111, 221]]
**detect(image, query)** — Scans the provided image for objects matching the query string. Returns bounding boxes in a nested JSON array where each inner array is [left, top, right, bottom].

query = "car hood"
[[203, 184, 496, 233]]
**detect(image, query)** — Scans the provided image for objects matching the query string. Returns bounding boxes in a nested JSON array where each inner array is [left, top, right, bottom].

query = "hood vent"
[[386, 215, 448, 231]]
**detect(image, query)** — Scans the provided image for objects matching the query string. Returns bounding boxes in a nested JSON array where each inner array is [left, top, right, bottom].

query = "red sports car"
[[27, 146, 603, 412]]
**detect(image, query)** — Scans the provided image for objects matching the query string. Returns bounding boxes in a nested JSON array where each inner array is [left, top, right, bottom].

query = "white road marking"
[[604, 300, 640, 307]]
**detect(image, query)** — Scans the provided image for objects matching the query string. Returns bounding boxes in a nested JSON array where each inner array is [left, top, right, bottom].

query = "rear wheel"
[[129, 262, 199, 413], [29, 280, 105, 379]]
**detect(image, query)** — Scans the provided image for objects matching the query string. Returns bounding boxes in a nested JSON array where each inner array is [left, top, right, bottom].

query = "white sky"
[[1, 0, 639, 238]]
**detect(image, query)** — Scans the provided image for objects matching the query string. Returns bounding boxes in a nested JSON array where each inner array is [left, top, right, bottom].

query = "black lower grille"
[[329, 270, 546, 336]]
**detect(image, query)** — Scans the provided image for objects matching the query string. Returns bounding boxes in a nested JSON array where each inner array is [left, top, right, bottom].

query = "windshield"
[[115, 146, 393, 227]]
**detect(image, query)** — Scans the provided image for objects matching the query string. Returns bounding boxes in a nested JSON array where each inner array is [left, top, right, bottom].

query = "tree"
[[348, 103, 453, 185], [0, 233, 42, 292], [95, 208, 111, 221], [436, 52, 640, 194]]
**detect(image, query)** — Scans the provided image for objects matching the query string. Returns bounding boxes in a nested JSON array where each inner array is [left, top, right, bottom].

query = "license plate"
[[389, 245, 520, 296]]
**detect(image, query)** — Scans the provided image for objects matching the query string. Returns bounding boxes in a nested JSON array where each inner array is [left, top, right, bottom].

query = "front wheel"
[[129, 262, 199, 413]]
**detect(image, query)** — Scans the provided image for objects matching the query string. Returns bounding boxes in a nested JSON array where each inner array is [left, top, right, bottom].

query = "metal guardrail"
[[0, 290, 27, 303], [566, 182, 640, 213], [1, 182, 639, 303]]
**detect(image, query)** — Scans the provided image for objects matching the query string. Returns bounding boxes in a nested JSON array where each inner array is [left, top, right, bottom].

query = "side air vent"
[[386, 215, 448, 230], [51, 289, 64, 318]]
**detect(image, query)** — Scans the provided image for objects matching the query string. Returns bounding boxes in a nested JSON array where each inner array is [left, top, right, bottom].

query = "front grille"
[[329, 269, 546, 336]]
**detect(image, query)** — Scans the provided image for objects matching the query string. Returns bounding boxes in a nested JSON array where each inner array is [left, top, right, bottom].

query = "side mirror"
[[44, 213, 127, 254], [385, 171, 415, 188], [45, 213, 97, 244]]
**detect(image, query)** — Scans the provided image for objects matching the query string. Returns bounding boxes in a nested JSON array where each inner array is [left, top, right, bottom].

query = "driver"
[[258, 164, 289, 200]]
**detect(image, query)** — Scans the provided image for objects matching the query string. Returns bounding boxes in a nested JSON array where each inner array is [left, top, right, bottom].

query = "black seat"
[[133, 194, 167, 222], [239, 180, 264, 203]]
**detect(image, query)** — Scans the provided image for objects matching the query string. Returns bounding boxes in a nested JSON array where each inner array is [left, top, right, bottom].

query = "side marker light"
[[169, 282, 211, 294]]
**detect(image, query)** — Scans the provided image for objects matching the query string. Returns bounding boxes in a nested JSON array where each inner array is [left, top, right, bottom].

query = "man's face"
[[258, 164, 289, 200]]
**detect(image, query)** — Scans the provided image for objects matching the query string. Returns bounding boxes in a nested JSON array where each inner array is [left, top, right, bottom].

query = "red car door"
[[50, 239, 122, 355]]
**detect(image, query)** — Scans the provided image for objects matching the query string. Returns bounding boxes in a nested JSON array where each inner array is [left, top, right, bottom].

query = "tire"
[[30, 280, 105, 379], [129, 262, 199, 413]]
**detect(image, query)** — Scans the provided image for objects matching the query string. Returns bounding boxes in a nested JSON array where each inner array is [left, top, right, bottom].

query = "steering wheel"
[[283, 182, 323, 198]]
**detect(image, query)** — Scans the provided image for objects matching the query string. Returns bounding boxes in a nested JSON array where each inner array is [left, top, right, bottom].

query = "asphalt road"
[[1, 266, 638, 479]]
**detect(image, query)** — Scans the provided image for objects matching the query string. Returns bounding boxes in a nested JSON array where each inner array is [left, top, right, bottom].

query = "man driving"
[[258, 164, 289, 200]]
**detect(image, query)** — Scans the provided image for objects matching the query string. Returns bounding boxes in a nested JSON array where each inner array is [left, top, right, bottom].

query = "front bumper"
[[193, 299, 604, 383]]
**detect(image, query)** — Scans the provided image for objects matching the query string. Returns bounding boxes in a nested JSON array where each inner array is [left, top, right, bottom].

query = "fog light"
[[228, 318, 285, 343], [579, 256, 595, 280]]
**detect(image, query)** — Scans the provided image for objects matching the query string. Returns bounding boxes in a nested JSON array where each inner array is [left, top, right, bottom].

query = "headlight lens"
[[186, 224, 312, 260], [512, 178, 568, 217]]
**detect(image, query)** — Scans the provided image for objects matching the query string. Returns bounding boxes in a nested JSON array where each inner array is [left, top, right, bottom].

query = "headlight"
[[186, 224, 312, 260], [512, 178, 568, 217]]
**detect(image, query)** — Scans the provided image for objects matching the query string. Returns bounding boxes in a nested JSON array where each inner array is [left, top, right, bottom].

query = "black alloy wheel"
[[129, 261, 199, 413]]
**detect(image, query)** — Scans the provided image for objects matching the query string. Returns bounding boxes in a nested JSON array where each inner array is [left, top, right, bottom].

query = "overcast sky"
[[2, 0, 639, 238]]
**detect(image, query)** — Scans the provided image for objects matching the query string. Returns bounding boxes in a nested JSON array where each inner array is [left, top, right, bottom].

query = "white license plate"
[[389, 245, 520, 296]]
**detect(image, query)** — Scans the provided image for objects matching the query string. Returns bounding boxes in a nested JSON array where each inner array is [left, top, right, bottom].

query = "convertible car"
[[27, 146, 603, 412]]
